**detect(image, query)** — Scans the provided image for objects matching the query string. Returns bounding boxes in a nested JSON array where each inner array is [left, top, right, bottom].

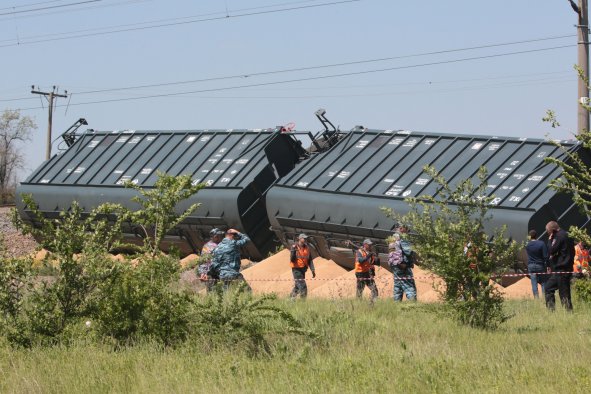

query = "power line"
[[74, 34, 576, 95], [129, 77, 574, 100], [0, 0, 363, 47], [14, 44, 575, 111], [0, 34, 575, 103], [1, 71, 572, 102], [0, 0, 101, 16], [0, 0, 66, 11], [0, 0, 154, 22], [0, 0, 318, 40]]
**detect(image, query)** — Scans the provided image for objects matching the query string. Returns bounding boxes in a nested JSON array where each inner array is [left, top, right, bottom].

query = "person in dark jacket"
[[544, 221, 574, 311], [525, 229, 548, 299]]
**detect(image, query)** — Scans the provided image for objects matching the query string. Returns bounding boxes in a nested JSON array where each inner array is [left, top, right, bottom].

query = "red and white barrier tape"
[[202, 271, 578, 282]]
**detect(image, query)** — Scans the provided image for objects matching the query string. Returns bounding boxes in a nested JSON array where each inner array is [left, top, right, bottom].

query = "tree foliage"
[[383, 166, 520, 329], [541, 68, 591, 241], [13, 195, 127, 257], [124, 172, 205, 256], [0, 110, 36, 204]]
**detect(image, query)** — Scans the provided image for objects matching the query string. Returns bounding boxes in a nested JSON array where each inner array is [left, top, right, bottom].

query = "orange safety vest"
[[291, 245, 311, 269], [355, 248, 375, 273], [575, 244, 590, 273]]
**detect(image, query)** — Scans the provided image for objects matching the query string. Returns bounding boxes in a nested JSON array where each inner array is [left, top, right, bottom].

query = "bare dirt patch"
[[0, 207, 39, 258]]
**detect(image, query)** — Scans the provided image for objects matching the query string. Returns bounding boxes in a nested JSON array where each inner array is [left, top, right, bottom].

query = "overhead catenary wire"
[[0, 0, 363, 47], [0, 34, 576, 103], [12, 44, 577, 111]]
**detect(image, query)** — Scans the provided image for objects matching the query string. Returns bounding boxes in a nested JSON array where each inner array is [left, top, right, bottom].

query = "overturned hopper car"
[[17, 129, 308, 260], [266, 129, 591, 269]]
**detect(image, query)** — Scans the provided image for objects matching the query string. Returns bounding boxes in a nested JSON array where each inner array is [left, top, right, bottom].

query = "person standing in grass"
[[355, 239, 379, 302], [198, 228, 224, 293], [388, 231, 417, 301], [208, 229, 251, 291], [544, 221, 574, 311], [289, 233, 316, 300], [525, 229, 548, 299], [574, 240, 590, 278]]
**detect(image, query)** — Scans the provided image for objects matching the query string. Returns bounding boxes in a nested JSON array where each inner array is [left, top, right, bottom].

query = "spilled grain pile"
[[241, 249, 348, 296], [309, 265, 443, 302]]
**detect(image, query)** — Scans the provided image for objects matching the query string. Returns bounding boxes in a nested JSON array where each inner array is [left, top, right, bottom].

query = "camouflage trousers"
[[355, 272, 378, 301], [393, 267, 417, 301], [290, 268, 308, 299]]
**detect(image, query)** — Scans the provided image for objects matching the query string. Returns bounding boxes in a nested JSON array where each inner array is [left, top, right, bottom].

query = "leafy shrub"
[[193, 283, 313, 354], [90, 254, 190, 347], [383, 166, 520, 330], [448, 284, 510, 330], [0, 256, 33, 346], [574, 278, 591, 303], [3, 174, 313, 350], [13, 197, 127, 257]]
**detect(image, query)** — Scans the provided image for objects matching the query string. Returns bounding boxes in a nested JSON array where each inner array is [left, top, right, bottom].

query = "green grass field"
[[1, 299, 590, 394]]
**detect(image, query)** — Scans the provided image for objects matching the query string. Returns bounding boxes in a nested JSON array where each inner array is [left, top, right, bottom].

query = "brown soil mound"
[[241, 249, 347, 296]]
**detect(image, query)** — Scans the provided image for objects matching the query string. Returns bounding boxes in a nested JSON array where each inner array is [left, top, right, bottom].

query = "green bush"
[[574, 278, 591, 303], [193, 283, 313, 354], [2, 173, 313, 350], [448, 284, 510, 330], [0, 251, 119, 347], [90, 254, 190, 347], [383, 166, 520, 330], [0, 256, 33, 347]]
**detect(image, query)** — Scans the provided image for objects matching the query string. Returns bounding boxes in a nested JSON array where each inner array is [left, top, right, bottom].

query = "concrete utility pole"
[[569, 0, 590, 133], [31, 86, 68, 160]]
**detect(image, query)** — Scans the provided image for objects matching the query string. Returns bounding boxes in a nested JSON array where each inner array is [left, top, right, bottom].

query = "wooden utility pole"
[[31, 86, 68, 160]]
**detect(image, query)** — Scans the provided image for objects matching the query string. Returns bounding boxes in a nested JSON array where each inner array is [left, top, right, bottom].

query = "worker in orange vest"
[[355, 239, 379, 302], [289, 234, 316, 299], [574, 240, 590, 276]]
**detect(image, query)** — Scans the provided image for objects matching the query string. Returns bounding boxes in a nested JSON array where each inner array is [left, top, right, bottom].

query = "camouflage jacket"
[[208, 233, 251, 279]]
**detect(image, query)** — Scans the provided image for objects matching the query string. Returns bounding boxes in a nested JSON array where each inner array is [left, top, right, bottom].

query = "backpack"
[[400, 239, 416, 268]]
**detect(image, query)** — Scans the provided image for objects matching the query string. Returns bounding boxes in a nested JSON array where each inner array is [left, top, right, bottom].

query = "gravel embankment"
[[0, 207, 39, 258]]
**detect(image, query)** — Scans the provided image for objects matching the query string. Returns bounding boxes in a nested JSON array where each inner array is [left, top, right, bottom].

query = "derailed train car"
[[17, 128, 308, 260], [16, 117, 591, 269], [266, 129, 591, 269]]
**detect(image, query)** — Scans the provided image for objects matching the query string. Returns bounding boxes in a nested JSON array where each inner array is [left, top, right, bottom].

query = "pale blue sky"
[[0, 0, 584, 175]]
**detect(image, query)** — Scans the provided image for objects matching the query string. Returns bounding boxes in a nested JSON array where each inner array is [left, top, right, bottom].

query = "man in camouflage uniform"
[[198, 228, 224, 292], [388, 229, 417, 302], [208, 229, 251, 291]]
